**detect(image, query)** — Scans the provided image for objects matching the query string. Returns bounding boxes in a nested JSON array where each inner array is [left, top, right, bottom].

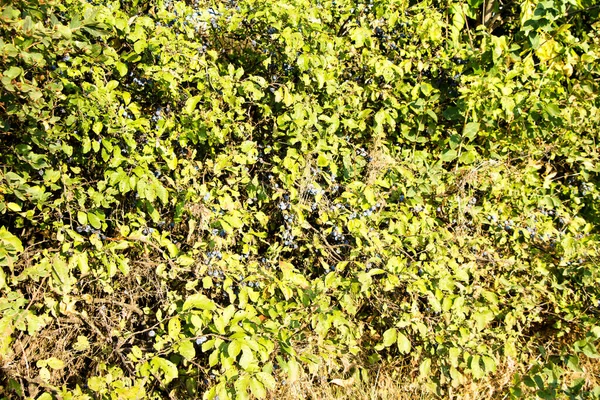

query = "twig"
[[306, 223, 344, 263], [18, 339, 30, 377], [337, 14, 354, 37], [460, 2, 475, 50], [372, 365, 381, 400], [76, 312, 106, 341], [15, 375, 61, 397], [79, 297, 144, 316], [126, 236, 177, 270]]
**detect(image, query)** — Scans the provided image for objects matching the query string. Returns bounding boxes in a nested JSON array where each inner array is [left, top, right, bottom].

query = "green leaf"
[[234, 375, 251, 399], [449, 347, 461, 367], [473, 309, 495, 330], [134, 40, 147, 54], [3, 66, 23, 79], [419, 358, 431, 378], [26, 313, 48, 335], [190, 314, 203, 332], [6, 202, 21, 212], [177, 255, 195, 266], [209, 349, 219, 367], [317, 154, 329, 167], [256, 372, 276, 390], [228, 340, 242, 358], [73, 335, 90, 352], [590, 326, 600, 340], [185, 96, 202, 114], [45, 357, 65, 370], [57, 24, 72, 38], [582, 343, 599, 358], [183, 293, 217, 311], [0, 227, 23, 256], [363, 187, 376, 205], [566, 355, 582, 372], [115, 62, 128, 77], [470, 355, 484, 378], [87, 377, 105, 392], [249, 378, 266, 399], [87, 212, 101, 229], [77, 211, 88, 225], [440, 149, 457, 162], [151, 356, 178, 384], [397, 332, 411, 354], [168, 317, 181, 340], [482, 356, 496, 373], [459, 148, 477, 164], [155, 182, 168, 205], [350, 27, 371, 48], [463, 122, 480, 140], [449, 134, 461, 150], [178, 340, 196, 361], [545, 103, 561, 118], [239, 345, 254, 370], [39, 367, 51, 382], [106, 80, 119, 91], [92, 121, 103, 135], [382, 328, 397, 347], [214, 315, 227, 335]]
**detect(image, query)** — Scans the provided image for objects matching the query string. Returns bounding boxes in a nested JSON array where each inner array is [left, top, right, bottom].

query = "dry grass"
[[1, 253, 167, 399], [266, 365, 427, 400], [265, 352, 600, 400], [365, 141, 395, 186], [4, 308, 600, 399]]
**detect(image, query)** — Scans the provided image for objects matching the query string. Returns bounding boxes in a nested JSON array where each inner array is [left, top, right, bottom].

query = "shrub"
[[1, 0, 600, 399]]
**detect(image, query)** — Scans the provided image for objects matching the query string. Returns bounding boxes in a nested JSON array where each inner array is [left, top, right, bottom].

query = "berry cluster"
[[211, 229, 227, 238], [151, 107, 164, 123], [240, 280, 260, 288], [362, 203, 380, 217], [128, 74, 150, 88], [281, 226, 298, 249], [580, 182, 593, 195], [207, 268, 225, 279], [329, 226, 348, 245], [356, 147, 371, 161], [75, 224, 107, 240], [539, 208, 556, 217], [412, 204, 424, 213], [206, 250, 223, 261], [306, 184, 321, 197]]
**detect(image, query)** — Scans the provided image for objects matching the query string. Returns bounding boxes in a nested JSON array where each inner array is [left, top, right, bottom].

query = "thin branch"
[[77, 297, 144, 316]]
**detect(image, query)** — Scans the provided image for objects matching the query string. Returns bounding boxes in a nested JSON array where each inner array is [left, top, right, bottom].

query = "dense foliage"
[[1, 0, 600, 398]]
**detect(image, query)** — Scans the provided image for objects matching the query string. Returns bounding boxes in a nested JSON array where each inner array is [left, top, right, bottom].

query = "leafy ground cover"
[[1, 0, 600, 398]]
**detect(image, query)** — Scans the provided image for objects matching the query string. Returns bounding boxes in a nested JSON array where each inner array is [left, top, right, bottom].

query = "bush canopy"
[[1, 0, 600, 398]]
